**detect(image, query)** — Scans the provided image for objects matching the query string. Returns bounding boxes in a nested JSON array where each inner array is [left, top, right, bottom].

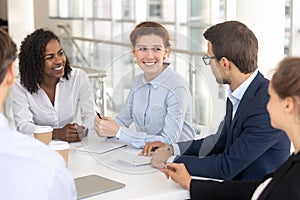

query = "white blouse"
[[12, 68, 95, 136], [251, 177, 272, 200]]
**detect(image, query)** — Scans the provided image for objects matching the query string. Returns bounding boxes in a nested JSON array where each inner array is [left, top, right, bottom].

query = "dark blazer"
[[175, 72, 290, 180], [189, 152, 300, 200]]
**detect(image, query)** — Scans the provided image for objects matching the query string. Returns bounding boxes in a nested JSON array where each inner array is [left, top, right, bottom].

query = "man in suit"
[[160, 57, 300, 200], [141, 21, 290, 181]]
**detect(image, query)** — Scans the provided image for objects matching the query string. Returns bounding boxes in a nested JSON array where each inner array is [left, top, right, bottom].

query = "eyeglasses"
[[136, 47, 165, 53], [202, 54, 216, 65]]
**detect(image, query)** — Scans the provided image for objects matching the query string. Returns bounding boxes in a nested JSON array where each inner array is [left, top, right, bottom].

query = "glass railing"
[[60, 34, 226, 129]]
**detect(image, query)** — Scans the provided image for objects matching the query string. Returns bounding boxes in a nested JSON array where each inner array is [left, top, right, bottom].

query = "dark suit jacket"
[[175, 72, 290, 180], [189, 152, 300, 200]]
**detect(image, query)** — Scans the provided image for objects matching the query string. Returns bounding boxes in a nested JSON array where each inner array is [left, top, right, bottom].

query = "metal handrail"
[[61, 35, 213, 126], [57, 25, 90, 66], [60, 36, 205, 56]]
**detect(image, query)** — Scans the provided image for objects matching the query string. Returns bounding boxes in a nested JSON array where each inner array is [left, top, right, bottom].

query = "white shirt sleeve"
[[46, 165, 77, 200], [166, 144, 180, 162], [76, 69, 96, 135], [11, 81, 37, 135]]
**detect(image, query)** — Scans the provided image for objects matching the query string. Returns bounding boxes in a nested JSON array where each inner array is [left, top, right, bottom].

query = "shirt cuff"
[[172, 143, 180, 155], [167, 155, 176, 163], [115, 128, 121, 139]]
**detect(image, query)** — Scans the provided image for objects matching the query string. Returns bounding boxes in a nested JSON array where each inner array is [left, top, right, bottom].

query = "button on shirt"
[[0, 113, 76, 200], [115, 67, 195, 148], [12, 68, 95, 135]]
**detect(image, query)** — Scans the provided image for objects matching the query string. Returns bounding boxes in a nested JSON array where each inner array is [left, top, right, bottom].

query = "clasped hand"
[[53, 123, 86, 143]]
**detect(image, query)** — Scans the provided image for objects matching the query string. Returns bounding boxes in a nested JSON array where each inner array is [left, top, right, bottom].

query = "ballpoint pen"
[[96, 111, 102, 119]]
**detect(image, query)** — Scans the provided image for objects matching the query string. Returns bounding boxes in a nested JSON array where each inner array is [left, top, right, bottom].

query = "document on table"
[[75, 137, 155, 173], [97, 148, 155, 173], [115, 152, 151, 167], [75, 139, 127, 154]]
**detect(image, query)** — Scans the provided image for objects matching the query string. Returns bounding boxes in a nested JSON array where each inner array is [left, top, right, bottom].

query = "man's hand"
[[151, 145, 174, 169], [161, 163, 191, 190], [138, 141, 168, 156]]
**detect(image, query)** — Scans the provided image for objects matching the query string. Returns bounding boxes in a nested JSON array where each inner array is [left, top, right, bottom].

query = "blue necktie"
[[226, 98, 233, 126], [225, 98, 234, 146]]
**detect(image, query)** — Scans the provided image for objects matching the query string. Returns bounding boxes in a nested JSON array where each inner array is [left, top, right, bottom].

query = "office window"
[[122, 0, 134, 20], [149, 0, 162, 18], [95, 0, 111, 18], [48, 0, 59, 17], [48, 0, 84, 18], [284, 0, 291, 56], [190, 0, 200, 17], [219, 0, 226, 21]]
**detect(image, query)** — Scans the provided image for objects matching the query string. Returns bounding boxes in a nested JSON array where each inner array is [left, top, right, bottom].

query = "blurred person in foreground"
[[0, 28, 76, 199]]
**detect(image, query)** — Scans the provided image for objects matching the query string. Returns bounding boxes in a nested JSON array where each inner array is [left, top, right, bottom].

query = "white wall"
[[8, 0, 34, 50], [235, 0, 286, 78]]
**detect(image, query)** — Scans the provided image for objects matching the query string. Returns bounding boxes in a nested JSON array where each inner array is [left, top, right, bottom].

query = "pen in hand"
[[95, 111, 114, 139], [96, 111, 102, 119]]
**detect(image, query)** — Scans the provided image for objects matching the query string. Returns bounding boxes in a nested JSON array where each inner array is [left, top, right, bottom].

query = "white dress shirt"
[[12, 68, 95, 136], [0, 113, 76, 200], [227, 70, 258, 119]]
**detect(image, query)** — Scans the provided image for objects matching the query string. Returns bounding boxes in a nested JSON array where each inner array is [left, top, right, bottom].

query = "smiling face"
[[42, 39, 66, 81], [132, 34, 169, 82]]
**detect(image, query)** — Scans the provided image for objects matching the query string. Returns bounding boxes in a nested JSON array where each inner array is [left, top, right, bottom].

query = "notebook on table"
[[75, 141, 127, 154], [116, 153, 152, 167], [74, 174, 125, 199]]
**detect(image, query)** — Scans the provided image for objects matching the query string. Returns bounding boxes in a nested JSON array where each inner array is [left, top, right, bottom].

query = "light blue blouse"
[[115, 67, 195, 148]]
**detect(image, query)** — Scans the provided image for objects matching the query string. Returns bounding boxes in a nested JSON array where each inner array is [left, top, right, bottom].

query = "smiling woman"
[[11, 28, 96, 143], [93, 21, 195, 148], [132, 34, 169, 82]]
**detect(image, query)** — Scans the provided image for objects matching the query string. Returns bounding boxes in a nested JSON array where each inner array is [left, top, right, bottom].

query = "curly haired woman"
[[12, 28, 95, 143]]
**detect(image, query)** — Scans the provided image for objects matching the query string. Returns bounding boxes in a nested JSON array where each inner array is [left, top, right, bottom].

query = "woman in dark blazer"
[[161, 57, 300, 200]]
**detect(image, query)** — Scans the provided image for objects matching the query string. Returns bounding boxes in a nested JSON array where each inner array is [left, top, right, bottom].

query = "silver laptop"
[[74, 174, 125, 199]]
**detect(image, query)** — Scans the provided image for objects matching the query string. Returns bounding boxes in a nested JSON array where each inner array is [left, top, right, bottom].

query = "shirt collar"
[[227, 69, 258, 105], [37, 77, 65, 89], [142, 67, 172, 89]]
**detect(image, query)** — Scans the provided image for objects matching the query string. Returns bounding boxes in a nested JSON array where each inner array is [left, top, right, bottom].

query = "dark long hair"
[[19, 28, 72, 93]]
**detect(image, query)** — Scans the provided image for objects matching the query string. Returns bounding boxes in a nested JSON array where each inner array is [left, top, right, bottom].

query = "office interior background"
[[1, 0, 299, 131]]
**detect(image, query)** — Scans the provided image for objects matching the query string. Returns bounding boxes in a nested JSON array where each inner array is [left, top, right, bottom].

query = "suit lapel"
[[231, 72, 264, 128]]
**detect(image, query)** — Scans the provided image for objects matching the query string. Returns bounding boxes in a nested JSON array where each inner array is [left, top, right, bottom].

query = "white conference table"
[[68, 136, 190, 200]]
